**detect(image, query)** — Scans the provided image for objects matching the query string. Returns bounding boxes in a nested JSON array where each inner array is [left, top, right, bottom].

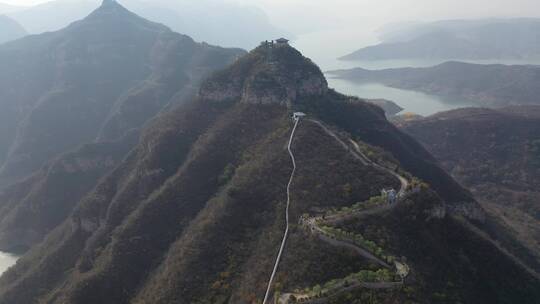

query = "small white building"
[[292, 112, 306, 121]]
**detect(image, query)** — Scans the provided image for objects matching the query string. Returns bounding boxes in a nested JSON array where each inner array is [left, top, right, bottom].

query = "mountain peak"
[[101, 0, 119, 7], [93, 0, 128, 15], [72, 0, 168, 34], [199, 40, 328, 106]]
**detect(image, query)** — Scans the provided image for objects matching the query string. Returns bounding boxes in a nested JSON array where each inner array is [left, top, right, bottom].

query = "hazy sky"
[[3, 0, 540, 69], [3, 0, 540, 31], [5, 0, 540, 22], [235, 0, 540, 31]]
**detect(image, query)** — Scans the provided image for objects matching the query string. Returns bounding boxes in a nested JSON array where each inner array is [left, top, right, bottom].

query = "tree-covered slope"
[[401, 106, 540, 268], [0, 0, 243, 188], [0, 132, 138, 253], [0, 44, 537, 304]]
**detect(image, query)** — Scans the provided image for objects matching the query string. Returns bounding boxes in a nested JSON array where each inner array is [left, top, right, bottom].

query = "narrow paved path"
[[262, 116, 302, 304], [349, 140, 408, 197], [308, 120, 369, 166], [309, 119, 408, 194]]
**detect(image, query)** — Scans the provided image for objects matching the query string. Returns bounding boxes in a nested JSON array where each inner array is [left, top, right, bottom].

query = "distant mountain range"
[[341, 19, 540, 61], [6, 0, 97, 34], [4, 0, 288, 48], [0, 15, 26, 44], [401, 106, 540, 269], [330, 61, 540, 107], [0, 0, 243, 250]]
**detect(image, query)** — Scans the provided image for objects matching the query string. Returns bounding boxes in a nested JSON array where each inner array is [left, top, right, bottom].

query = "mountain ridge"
[[0, 15, 26, 44], [341, 18, 540, 61], [6, 0, 289, 49], [0, 0, 243, 188], [0, 41, 536, 304], [0, 0, 243, 252], [401, 106, 540, 267]]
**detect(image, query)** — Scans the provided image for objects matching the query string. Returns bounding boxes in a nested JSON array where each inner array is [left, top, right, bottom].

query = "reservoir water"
[[327, 80, 473, 116], [291, 28, 540, 116]]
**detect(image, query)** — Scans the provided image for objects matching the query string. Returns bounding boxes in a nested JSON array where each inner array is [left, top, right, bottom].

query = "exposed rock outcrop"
[[199, 43, 328, 106]]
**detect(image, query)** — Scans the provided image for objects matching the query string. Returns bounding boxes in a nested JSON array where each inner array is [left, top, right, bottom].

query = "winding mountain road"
[[275, 119, 411, 304], [312, 224, 391, 268]]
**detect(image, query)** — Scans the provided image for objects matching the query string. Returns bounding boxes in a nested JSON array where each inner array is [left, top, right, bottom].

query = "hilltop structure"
[[260, 38, 290, 48], [275, 37, 290, 46]]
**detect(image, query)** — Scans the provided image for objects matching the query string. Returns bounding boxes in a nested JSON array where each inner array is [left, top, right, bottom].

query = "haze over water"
[[292, 28, 540, 116]]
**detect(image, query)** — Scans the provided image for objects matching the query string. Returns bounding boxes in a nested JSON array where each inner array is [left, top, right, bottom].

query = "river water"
[[291, 28, 540, 116]]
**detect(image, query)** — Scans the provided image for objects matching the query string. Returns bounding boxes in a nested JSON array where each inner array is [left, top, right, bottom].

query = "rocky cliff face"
[[199, 44, 328, 106]]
